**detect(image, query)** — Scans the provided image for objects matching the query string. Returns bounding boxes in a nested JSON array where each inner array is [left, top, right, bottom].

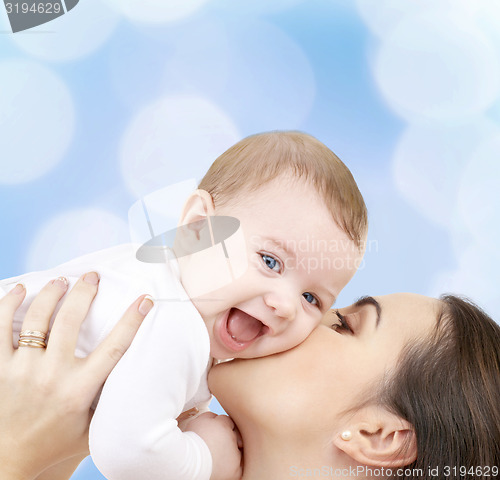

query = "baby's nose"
[[264, 292, 296, 321]]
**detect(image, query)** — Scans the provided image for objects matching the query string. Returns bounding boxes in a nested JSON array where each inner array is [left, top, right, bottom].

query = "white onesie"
[[0, 243, 213, 480]]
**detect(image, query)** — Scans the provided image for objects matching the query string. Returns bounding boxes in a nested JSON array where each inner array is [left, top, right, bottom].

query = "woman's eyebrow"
[[353, 296, 382, 328]]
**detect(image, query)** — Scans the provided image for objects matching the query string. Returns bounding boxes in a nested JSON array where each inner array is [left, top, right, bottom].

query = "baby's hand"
[[185, 412, 242, 480]]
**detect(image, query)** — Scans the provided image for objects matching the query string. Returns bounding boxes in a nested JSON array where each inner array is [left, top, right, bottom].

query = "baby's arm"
[[181, 412, 243, 480], [89, 299, 213, 480]]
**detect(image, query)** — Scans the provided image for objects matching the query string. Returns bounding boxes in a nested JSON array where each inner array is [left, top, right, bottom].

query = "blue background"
[[1, 1, 499, 478]]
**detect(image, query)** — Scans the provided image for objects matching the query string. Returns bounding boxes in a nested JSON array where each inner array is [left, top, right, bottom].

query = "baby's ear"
[[173, 190, 215, 257], [332, 406, 417, 469], [178, 189, 216, 230]]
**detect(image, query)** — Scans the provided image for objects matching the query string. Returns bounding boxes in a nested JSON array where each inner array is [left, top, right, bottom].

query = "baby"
[[1, 131, 367, 480]]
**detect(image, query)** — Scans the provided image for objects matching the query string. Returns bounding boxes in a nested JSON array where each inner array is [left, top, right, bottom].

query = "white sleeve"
[[1, 245, 144, 354], [89, 299, 213, 480]]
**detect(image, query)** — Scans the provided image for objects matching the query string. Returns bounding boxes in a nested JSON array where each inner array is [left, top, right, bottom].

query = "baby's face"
[[180, 176, 363, 360]]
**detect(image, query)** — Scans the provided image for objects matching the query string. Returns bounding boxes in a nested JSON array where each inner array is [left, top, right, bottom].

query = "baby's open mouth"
[[219, 308, 268, 352], [228, 308, 264, 342]]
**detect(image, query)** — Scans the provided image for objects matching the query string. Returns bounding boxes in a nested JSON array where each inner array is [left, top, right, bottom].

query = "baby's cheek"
[[287, 321, 319, 350]]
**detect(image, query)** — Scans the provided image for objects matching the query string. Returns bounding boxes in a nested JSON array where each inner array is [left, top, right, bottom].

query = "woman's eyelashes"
[[260, 253, 283, 273], [332, 310, 354, 334]]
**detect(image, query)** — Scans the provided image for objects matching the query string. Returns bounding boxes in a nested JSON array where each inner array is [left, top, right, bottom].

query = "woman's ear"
[[332, 407, 417, 468]]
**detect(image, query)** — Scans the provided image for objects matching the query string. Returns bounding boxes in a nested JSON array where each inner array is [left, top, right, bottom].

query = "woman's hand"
[[0, 273, 153, 480]]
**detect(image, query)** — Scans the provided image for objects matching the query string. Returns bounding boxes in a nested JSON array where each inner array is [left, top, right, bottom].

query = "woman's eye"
[[303, 292, 319, 306], [331, 310, 353, 334], [260, 253, 282, 273]]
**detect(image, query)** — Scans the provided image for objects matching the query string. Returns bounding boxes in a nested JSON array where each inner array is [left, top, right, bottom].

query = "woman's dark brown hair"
[[384, 295, 500, 480]]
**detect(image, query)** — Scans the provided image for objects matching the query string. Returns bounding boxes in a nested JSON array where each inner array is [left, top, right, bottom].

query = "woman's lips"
[[218, 308, 266, 352]]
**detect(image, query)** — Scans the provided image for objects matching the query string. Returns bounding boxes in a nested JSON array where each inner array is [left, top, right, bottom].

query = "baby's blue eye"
[[261, 253, 282, 273], [303, 292, 319, 306]]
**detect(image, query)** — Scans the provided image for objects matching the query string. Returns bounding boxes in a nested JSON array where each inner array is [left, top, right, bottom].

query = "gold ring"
[[19, 330, 47, 341], [18, 338, 47, 349]]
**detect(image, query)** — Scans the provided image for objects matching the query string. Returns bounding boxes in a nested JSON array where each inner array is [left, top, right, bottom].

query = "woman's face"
[[208, 293, 441, 438]]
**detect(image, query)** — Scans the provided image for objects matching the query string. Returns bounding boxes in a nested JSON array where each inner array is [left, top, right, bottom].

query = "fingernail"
[[52, 276, 69, 289], [139, 295, 154, 315], [83, 272, 100, 285], [11, 283, 25, 295]]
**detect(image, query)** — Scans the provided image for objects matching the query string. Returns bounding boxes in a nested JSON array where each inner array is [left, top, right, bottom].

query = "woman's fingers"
[[0, 283, 26, 358], [19, 277, 68, 344], [83, 294, 153, 386], [47, 272, 100, 358]]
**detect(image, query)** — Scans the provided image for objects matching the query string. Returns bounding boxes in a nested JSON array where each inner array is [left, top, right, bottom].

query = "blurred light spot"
[[209, 0, 306, 15], [158, 16, 231, 102], [119, 94, 240, 198], [356, 0, 430, 38], [457, 133, 500, 255], [107, 32, 171, 110], [148, 18, 315, 132], [373, 8, 500, 123], [26, 208, 129, 271], [430, 245, 500, 321], [126, 18, 315, 132], [355, 0, 476, 38], [393, 120, 499, 227], [8, 1, 119, 62], [474, 0, 500, 64], [214, 19, 316, 131], [0, 60, 75, 184], [102, 0, 209, 24]]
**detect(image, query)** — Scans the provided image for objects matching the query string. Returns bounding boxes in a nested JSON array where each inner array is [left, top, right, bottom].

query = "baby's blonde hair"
[[198, 131, 368, 249]]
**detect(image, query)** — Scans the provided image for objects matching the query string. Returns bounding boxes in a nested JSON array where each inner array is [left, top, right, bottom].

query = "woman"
[[1, 283, 499, 479], [209, 293, 500, 479]]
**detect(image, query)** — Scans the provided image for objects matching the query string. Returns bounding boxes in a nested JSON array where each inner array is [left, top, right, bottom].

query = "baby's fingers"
[[0, 284, 26, 358], [217, 414, 236, 430], [83, 295, 154, 387], [234, 425, 243, 449]]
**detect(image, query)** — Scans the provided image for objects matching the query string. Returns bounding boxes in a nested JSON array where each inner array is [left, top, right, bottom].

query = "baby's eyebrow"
[[260, 236, 296, 258]]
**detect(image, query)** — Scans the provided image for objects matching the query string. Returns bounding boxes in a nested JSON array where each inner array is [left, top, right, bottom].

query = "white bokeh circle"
[[0, 60, 75, 185], [393, 119, 500, 228], [157, 16, 231, 104], [355, 0, 478, 38], [474, 0, 500, 63], [136, 18, 315, 131], [26, 208, 129, 271], [8, 0, 119, 62], [102, 0, 209, 24], [119, 94, 240, 198], [373, 8, 500, 124], [213, 19, 316, 131], [107, 30, 172, 110], [430, 244, 500, 320], [457, 133, 500, 255], [209, 0, 306, 15]]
